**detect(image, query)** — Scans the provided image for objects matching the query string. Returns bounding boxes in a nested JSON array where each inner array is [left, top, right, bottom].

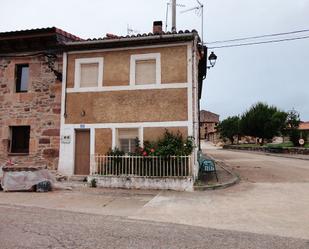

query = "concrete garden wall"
[[88, 175, 194, 191]]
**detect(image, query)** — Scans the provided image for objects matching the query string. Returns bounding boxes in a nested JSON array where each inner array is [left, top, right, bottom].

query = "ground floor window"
[[117, 128, 139, 153], [10, 126, 30, 154]]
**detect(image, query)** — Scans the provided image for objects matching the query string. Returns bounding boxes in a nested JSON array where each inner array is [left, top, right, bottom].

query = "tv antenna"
[[127, 24, 140, 35], [165, 0, 186, 32], [181, 0, 204, 44]]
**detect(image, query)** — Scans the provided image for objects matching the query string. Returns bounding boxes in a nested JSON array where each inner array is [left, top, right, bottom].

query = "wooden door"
[[74, 130, 90, 175]]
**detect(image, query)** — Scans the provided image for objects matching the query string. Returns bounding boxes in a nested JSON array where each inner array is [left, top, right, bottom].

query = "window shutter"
[[135, 59, 156, 85], [118, 128, 139, 139], [80, 63, 99, 87]]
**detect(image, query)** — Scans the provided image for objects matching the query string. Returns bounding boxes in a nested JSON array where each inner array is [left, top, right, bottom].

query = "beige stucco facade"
[[66, 45, 188, 88], [58, 40, 200, 177], [65, 88, 188, 124], [143, 127, 188, 142], [95, 128, 112, 155]]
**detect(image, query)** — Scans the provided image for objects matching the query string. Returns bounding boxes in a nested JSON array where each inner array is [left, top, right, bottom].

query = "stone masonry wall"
[[0, 54, 62, 169]]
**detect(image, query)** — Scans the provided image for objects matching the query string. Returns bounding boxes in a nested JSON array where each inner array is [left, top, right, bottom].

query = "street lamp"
[[198, 49, 218, 151], [208, 51, 217, 68]]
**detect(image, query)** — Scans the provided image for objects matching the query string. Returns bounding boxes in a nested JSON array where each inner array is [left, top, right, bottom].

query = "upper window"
[[80, 63, 99, 87], [15, 64, 29, 92], [74, 58, 103, 89], [130, 53, 161, 86], [135, 59, 156, 85], [117, 128, 139, 153], [9, 126, 30, 154]]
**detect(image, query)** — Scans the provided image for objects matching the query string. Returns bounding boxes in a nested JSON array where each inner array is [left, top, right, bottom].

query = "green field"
[[266, 142, 294, 148], [231, 141, 308, 149]]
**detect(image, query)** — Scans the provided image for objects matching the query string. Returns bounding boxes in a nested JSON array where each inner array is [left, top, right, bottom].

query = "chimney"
[[153, 21, 163, 34]]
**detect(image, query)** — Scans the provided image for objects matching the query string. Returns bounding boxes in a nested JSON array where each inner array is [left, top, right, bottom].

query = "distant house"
[[299, 121, 309, 140], [199, 110, 219, 143]]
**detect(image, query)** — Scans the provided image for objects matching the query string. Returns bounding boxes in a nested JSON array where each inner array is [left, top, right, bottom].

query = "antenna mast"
[[172, 0, 177, 32], [127, 24, 139, 35], [181, 0, 204, 44], [165, 1, 186, 32]]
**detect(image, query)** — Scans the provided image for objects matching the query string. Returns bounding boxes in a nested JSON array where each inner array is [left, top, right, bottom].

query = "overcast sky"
[[1, 0, 308, 120]]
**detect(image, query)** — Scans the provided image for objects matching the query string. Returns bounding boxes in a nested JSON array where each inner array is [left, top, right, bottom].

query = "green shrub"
[[107, 147, 125, 156], [154, 130, 194, 156], [107, 129, 195, 157]]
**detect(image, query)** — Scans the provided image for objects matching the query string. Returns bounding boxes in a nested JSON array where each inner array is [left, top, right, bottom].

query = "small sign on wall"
[[61, 135, 71, 144], [80, 124, 85, 129]]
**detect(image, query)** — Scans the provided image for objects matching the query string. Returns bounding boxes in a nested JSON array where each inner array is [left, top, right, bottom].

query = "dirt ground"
[[205, 146, 309, 183]]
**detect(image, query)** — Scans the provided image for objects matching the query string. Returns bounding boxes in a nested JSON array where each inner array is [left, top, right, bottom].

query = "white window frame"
[[74, 57, 104, 90], [130, 53, 161, 86], [116, 127, 142, 153]]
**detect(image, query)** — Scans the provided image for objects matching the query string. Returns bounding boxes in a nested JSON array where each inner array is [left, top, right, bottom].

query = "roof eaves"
[[66, 32, 197, 46]]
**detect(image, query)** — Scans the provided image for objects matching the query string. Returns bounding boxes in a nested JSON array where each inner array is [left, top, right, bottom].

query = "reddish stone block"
[[43, 148, 59, 158], [39, 138, 50, 144], [52, 108, 61, 114], [29, 62, 41, 76], [20, 93, 35, 102], [42, 129, 60, 136]]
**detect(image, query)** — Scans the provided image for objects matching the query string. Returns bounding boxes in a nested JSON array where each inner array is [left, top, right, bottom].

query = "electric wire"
[[208, 35, 309, 49], [206, 28, 309, 44]]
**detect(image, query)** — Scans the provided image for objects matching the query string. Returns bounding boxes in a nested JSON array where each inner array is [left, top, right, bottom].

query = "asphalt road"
[[0, 204, 308, 249], [204, 146, 309, 183]]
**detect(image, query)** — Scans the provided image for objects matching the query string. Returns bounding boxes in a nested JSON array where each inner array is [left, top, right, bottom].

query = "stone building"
[[0, 27, 81, 168], [199, 110, 220, 143], [0, 22, 208, 190]]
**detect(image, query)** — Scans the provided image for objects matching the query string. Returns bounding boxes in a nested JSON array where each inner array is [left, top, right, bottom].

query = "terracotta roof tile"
[[200, 110, 220, 123], [0, 27, 83, 41], [82, 29, 198, 42], [299, 122, 309, 130]]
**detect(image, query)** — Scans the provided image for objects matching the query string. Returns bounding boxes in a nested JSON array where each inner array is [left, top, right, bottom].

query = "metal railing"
[[93, 155, 191, 178]]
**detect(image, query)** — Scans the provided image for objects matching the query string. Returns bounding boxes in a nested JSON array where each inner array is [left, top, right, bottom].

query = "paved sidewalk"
[[0, 143, 309, 241], [1, 181, 309, 241], [0, 188, 158, 217]]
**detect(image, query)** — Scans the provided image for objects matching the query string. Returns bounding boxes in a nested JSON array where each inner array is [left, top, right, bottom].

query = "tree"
[[283, 109, 301, 146], [217, 116, 240, 144], [239, 102, 287, 144], [285, 109, 301, 129]]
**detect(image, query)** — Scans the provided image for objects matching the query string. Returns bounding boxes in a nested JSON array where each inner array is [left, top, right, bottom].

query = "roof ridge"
[[0, 27, 83, 41], [81, 29, 198, 42]]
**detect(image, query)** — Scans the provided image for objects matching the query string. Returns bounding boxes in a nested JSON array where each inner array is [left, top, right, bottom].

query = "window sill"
[[8, 153, 29, 156], [66, 83, 188, 93]]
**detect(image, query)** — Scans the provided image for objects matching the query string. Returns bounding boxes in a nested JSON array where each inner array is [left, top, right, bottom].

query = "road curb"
[[194, 156, 240, 191]]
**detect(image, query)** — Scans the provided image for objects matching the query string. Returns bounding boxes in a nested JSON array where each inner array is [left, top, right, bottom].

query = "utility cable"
[[208, 35, 309, 49], [206, 28, 309, 44]]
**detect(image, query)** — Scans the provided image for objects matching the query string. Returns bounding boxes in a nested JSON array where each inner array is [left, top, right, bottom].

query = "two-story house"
[[58, 22, 206, 187], [0, 27, 81, 168], [0, 22, 207, 190]]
